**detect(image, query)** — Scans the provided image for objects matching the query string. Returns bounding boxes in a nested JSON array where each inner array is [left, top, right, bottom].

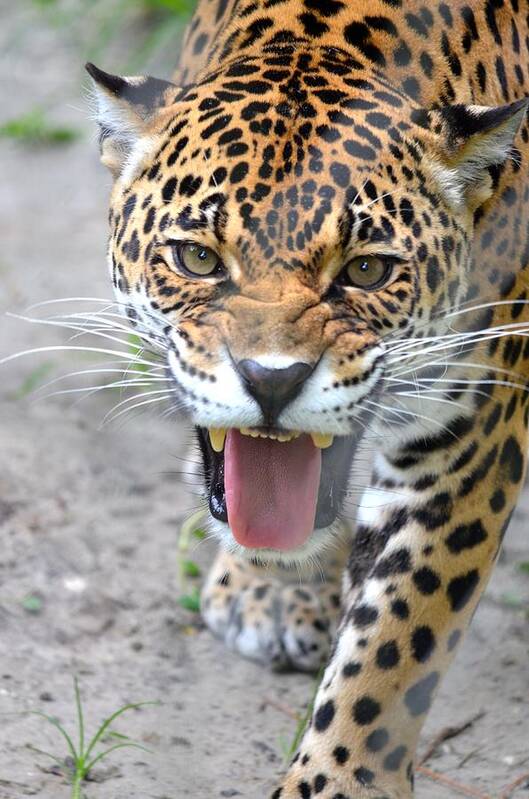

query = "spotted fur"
[[88, 2, 529, 796]]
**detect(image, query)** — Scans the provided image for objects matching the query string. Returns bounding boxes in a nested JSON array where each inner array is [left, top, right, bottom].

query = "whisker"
[[10, 312, 165, 356], [386, 324, 529, 361], [103, 393, 178, 427], [47, 311, 167, 348], [25, 297, 124, 312], [102, 387, 176, 422], [39, 378, 164, 403], [28, 364, 164, 394], [381, 298, 529, 350], [361, 188, 403, 211], [394, 392, 471, 412], [389, 358, 529, 386], [385, 376, 494, 402], [362, 401, 410, 428], [24, 296, 160, 322], [0, 345, 162, 370], [364, 398, 458, 435], [349, 177, 370, 208]]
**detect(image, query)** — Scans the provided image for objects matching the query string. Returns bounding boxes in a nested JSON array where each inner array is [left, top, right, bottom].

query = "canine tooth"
[[311, 433, 334, 449], [209, 428, 227, 452]]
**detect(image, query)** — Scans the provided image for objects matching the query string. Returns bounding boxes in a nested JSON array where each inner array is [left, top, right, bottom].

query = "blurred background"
[[0, 3, 528, 798]]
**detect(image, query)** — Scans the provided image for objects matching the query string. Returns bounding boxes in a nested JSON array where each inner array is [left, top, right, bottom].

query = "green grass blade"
[[103, 730, 132, 742], [27, 744, 69, 772], [143, 0, 195, 12], [85, 742, 152, 774], [285, 666, 325, 761], [12, 362, 54, 399], [28, 711, 78, 763], [177, 589, 201, 613], [72, 773, 83, 799], [84, 702, 158, 761], [0, 109, 78, 145], [179, 510, 206, 550], [127, 334, 149, 375], [20, 594, 44, 613], [182, 559, 201, 578], [73, 677, 85, 759]]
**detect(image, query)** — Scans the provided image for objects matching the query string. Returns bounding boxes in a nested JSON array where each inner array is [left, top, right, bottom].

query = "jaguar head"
[[87, 57, 526, 563]]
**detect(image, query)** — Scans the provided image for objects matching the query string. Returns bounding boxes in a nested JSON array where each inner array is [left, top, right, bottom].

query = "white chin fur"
[[206, 515, 351, 569]]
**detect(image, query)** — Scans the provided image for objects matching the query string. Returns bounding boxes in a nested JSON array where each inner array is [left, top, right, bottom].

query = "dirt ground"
[[0, 6, 528, 799]]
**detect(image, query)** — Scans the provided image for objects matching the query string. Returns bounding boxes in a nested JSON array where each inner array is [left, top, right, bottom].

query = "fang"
[[311, 433, 334, 449], [209, 428, 227, 452]]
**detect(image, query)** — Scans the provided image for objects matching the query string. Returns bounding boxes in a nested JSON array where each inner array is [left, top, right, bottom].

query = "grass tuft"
[[0, 109, 78, 145], [278, 667, 324, 763], [177, 510, 206, 613], [28, 677, 157, 799], [21, 594, 44, 614], [177, 587, 201, 612]]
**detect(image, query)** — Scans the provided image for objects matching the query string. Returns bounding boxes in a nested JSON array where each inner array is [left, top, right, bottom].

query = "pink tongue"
[[225, 430, 322, 551]]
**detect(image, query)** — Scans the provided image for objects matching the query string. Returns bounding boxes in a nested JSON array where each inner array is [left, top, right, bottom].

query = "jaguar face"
[[87, 58, 525, 562]]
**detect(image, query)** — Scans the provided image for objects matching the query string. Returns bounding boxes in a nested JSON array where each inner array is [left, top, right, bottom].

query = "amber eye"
[[172, 242, 224, 278], [343, 255, 393, 290]]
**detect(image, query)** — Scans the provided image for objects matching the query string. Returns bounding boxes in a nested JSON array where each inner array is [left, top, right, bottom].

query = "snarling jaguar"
[[87, 0, 529, 796]]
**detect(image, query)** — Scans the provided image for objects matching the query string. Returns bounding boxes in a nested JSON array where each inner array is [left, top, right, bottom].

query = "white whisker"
[[103, 392, 178, 426], [40, 378, 164, 403], [9, 312, 165, 356], [364, 398, 458, 435], [0, 345, 162, 370]]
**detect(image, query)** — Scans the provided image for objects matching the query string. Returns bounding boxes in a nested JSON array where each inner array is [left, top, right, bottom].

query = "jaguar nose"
[[237, 359, 313, 424]]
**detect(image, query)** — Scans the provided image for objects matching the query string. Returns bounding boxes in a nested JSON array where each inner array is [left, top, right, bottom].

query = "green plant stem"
[[177, 510, 205, 603], [74, 678, 85, 766], [72, 772, 82, 799]]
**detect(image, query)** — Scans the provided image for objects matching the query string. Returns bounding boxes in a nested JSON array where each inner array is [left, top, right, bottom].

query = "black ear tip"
[[85, 63, 126, 95], [85, 62, 100, 80]]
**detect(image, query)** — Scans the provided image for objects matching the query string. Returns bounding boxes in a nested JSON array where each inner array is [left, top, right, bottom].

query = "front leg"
[[272, 394, 526, 798]]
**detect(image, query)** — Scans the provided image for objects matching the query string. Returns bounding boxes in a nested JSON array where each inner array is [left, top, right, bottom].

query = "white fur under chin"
[[207, 515, 351, 571]]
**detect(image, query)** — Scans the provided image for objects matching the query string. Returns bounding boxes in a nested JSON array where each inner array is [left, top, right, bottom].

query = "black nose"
[[237, 359, 313, 424]]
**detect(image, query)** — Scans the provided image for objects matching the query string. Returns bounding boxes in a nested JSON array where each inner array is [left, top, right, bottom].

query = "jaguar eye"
[[343, 255, 393, 290], [172, 242, 224, 278]]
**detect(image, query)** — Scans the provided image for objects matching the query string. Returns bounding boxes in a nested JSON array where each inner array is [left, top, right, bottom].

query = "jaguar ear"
[[86, 62, 177, 178], [429, 98, 528, 210]]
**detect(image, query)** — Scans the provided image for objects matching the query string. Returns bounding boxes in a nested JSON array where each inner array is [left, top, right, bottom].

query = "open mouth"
[[197, 427, 361, 552]]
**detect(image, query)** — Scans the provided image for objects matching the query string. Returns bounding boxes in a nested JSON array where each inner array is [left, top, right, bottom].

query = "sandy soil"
[[0, 6, 528, 798]]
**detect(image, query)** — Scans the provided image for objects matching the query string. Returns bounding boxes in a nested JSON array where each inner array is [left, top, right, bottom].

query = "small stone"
[[63, 576, 86, 593], [171, 736, 191, 748]]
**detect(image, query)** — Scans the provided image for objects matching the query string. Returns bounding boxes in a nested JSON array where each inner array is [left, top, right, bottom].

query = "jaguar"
[[86, 1, 529, 796]]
